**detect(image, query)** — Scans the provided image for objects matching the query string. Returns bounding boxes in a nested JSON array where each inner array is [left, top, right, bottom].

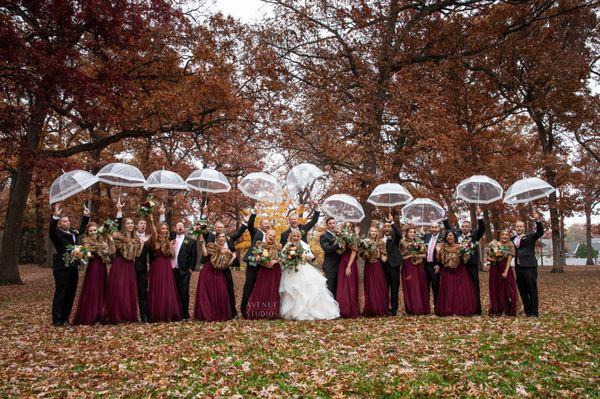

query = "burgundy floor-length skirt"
[[247, 264, 281, 320], [489, 259, 517, 316], [73, 256, 107, 325], [148, 251, 182, 323], [401, 259, 430, 315], [105, 254, 139, 324], [363, 260, 389, 317], [336, 250, 360, 318], [194, 261, 232, 322], [435, 262, 478, 317]]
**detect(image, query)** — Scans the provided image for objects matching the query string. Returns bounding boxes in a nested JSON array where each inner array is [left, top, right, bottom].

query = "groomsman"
[[240, 204, 271, 318], [320, 217, 342, 297], [49, 202, 89, 326], [443, 206, 485, 315], [422, 222, 442, 306], [203, 209, 249, 318], [280, 202, 320, 246], [382, 214, 402, 316], [161, 205, 198, 320], [115, 199, 152, 322], [512, 212, 544, 317]]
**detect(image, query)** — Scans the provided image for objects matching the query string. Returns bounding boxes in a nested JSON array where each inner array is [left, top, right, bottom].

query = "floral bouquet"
[[458, 238, 478, 261], [279, 242, 305, 272], [335, 224, 358, 254], [406, 240, 426, 264], [190, 217, 213, 239], [358, 238, 378, 254], [487, 241, 510, 262], [136, 196, 156, 218], [248, 242, 274, 268], [97, 218, 118, 237], [63, 244, 91, 267]]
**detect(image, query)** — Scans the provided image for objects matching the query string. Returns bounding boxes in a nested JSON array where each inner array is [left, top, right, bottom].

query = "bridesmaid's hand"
[[501, 271, 508, 279], [345, 266, 351, 277], [434, 265, 440, 274]]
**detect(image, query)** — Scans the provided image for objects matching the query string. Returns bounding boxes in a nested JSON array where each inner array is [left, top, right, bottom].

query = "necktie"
[[427, 235, 437, 262], [515, 235, 522, 248], [171, 236, 181, 269]]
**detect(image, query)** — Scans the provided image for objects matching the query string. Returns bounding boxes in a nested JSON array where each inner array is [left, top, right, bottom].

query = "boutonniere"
[[72, 230, 79, 235], [183, 239, 190, 245]]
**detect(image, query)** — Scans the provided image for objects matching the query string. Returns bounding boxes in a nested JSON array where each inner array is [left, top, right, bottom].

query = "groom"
[[382, 214, 402, 316], [280, 201, 320, 246], [320, 217, 342, 297]]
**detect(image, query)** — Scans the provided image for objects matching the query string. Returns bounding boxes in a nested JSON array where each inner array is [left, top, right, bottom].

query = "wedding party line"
[[47, 162, 553, 327]]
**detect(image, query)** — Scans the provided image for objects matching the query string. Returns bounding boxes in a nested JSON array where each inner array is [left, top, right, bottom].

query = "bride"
[[279, 229, 340, 320]]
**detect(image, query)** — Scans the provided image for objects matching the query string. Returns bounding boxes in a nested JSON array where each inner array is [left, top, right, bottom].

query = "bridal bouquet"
[[248, 242, 274, 268], [63, 244, 91, 267], [136, 196, 156, 218], [97, 218, 118, 237], [335, 224, 358, 254], [190, 217, 213, 239], [279, 242, 305, 272]]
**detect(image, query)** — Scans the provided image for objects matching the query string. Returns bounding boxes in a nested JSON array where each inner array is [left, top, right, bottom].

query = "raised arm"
[[49, 203, 61, 244], [471, 213, 485, 242], [229, 219, 248, 243], [77, 206, 90, 237], [115, 198, 123, 229], [198, 238, 208, 258], [303, 208, 321, 232], [247, 209, 257, 238], [442, 218, 452, 232]]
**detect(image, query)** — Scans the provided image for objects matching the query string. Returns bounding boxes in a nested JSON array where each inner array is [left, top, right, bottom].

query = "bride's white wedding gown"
[[279, 241, 340, 321]]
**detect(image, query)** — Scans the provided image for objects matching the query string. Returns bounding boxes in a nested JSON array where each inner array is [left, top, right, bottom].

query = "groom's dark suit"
[[512, 220, 544, 316], [240, 213, 266, 317], [320, 230, 341, 297]]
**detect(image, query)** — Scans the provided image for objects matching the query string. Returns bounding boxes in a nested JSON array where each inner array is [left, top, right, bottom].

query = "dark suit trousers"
[[173, 269, 191, 319], [383, 263, 400, 315], [135, 269, 149, 321], [224, 268, 237, 317], [466, 263, 482, 315], [241, 266, 258, 317], [516, 267, 538, 316], [424, 261, 440, 305], [52, 267, 78, 325], [324, 268, 338, 298]]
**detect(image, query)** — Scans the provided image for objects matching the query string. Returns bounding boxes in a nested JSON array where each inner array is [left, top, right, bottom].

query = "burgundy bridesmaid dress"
[[435, 262, 478, 317], [194, 260, 232, 322], [148, 249, 182, 322], [401, 259, 430, 315], [336, 249, 360, 318], [362, 260, 389, 317], [105, 252, 139, 324], [247, 264, 282, 320], [73, 256, 107, 325], [489, 259, 517, 316]]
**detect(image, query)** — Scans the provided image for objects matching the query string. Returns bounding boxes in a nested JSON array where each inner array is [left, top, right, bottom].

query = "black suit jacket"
[[169, 232, 198, 273], [280, 211, 320, 246], [49, 215, 89, 270], [443, 217, 485, 266], [243, 213, 266, 265], [422, 232, 442, 266], [205, 223, 247, 268], [319, 231, 341, 273], [383, 223, 402, 268], [512, 221, 544, 268]]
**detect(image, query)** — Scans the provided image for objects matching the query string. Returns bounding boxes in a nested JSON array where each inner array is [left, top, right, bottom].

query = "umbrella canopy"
[[96, 162, 145, 187], [367, 183, 413, 207], [186, 169, 231, 193], [322, 194, 365, 223], [455, 175, 503, 204], [286, 163, 326, 200], [144, 170, 188, 190], [49, 170, 99, 204], [401, 198, 445, 226], [503, 177, 556, 205], [239, 172, 283, 202]]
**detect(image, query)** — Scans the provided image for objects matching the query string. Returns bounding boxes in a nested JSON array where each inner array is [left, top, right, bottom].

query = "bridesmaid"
[[194, 232, 236, 322], [487, 229, 517, 316], [73, 223, 115, 325], [147, 214, 182, 322], [435, 231, 478, 317], [106, 217, 140, 324], [246, 229, 282, 320], [359, 226, 389, 317], [400, 227, 430, 315], [336, 223, 360, 318]]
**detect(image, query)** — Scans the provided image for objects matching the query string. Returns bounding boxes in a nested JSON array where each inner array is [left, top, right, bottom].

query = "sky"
[[210, 0, 598, 228]]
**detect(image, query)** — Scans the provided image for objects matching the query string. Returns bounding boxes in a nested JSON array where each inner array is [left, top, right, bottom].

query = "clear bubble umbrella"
[[96, 162, 145, 187], [401, 198, 445, 226], [286, 163, 326, 201], [503, 177, 556, 205], [49, 170, 99, 204], [322, 194, 365, 223], [367, 183, 413, 208], [186, 169, 231, 193], [144, 170, 188, 190], [455, 175, 503, 204], [239, 172, 283, 202]]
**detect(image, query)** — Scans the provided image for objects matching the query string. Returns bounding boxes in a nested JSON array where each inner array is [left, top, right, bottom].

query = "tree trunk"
[[585, 199, 594, 265], [547, 188, 564, 273], [34, 182, 47, 266]]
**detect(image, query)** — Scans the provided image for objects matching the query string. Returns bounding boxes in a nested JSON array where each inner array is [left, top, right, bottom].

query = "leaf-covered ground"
[[0, 265, 598, 398]]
